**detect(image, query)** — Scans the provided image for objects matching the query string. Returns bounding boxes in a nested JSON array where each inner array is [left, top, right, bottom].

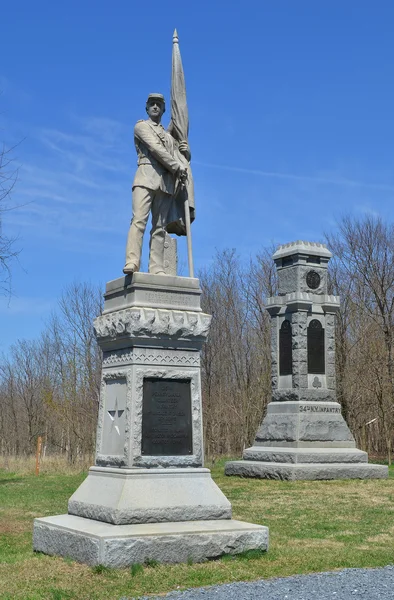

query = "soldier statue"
[[123, 93, 194, 275]]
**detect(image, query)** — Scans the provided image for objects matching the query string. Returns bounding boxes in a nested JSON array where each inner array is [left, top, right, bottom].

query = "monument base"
[[68, 467, 232, 524], [225, 460, 387, 480], [33, 515, 269, 566], [225, 401, 388, 481]]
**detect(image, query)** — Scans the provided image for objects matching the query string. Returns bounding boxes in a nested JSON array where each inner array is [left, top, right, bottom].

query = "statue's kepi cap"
[[146, 93, 165, 105]]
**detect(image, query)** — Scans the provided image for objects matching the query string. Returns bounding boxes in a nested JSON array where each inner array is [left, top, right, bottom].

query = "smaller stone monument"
[[225, 241, 388, 481]]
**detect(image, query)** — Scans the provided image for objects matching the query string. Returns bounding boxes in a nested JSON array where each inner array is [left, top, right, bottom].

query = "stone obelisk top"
[[273, 240, 333, 260], [267, 241, 339, 314]]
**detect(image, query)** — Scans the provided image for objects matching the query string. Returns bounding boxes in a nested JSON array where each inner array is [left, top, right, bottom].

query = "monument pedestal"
[[34, 274, 268, 564], [226, 242, 388, 481], [67, 467, 231, 524], [225, 403, 387, 480]]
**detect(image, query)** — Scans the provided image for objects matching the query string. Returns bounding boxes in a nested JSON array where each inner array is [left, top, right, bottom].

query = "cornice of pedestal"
[[94, 306, 212, 345], [266, 292, 340, 314], [273, 240, 333, 260]]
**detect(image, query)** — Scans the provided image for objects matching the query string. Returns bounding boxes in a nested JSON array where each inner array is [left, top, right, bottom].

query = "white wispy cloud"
[[194, 160, 394, 193], [5, 114, 133, 246]]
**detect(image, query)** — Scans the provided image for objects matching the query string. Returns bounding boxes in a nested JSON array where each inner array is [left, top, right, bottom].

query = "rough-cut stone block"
[[34, 519, 100, 564], [272, 390, 300, 403], [326, 363, 336, 377], [255, 401, 355, 445], [298, 389, 337, 403], [298, 414, 354, 443], [326, 350, 336, 364], [242, 446, 368, 464], [33, 516, 269, 566], [326, 314, 335, 327], [326, 376, 335, 390], [225, 460, 388, 481], [256, 415, 298, 442]]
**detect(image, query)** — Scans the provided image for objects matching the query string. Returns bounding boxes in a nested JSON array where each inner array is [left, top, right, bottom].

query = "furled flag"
[[166, 29, 195, 243]]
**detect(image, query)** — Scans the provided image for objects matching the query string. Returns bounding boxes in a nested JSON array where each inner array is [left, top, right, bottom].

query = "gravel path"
[[136, 566, 394, 599]]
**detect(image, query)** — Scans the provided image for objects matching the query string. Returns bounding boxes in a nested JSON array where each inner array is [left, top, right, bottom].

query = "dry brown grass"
[[0, 453, 93, 475]]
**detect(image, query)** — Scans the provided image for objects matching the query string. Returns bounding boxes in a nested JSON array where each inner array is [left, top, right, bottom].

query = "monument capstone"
[[225, 241, 388, 481], [33, 31, 268, 566]]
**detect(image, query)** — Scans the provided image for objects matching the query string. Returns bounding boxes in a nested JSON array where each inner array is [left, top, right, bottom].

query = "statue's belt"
[[137, 157, 173, 168]]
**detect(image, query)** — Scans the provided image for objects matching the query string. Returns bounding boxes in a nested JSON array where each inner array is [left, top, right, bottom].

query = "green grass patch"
[[130, 563, 144, 577], [0, 461, 393, 598]]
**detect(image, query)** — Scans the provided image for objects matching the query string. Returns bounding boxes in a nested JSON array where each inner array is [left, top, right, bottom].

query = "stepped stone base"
[[226, 400, 388, 481], [225, 460, 388, 481], [33, 515, 269, 566], [243, 446, 368, 464]]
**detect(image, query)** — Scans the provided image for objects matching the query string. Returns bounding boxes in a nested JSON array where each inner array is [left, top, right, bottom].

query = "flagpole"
[[172, 29, 195, 279], [184, 192, 194, 278]]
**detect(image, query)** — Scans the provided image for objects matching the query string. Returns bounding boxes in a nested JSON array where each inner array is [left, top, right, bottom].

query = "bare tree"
[[327, 215, 394, 463], [199, 249, 272, 458], [44, 282, 103, 461], [0, 137, 19, 294], [0, 281, 103, 462]]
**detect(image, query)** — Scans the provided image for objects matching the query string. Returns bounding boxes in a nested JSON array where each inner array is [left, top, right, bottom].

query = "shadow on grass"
[[0, 477, 24, 485], [212, 548, 267, 563]]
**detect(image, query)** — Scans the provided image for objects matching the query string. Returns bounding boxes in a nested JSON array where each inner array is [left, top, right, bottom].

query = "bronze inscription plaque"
[[142, 378, 193, 456], [307, 320, 325, 374], [279, 320, 292, 376]]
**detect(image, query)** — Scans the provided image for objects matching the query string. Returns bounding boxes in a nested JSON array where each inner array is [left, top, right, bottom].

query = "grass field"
[[0, 459, 393, 599]]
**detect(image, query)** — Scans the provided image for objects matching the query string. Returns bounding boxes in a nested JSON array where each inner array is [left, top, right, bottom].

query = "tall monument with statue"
[[225, 241, 388, 480], [33, 31, 268, 566]]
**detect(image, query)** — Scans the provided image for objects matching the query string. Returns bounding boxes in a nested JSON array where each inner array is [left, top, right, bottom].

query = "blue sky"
[[1, 0, 394, 350]]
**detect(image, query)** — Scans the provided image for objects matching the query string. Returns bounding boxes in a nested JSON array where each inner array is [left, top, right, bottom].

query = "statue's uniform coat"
[[133, 120, 179, 194]]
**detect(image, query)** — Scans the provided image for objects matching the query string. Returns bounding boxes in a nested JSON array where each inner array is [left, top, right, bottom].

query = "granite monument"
[[225, 241, 388, 481], [33, 31, 268, 566]]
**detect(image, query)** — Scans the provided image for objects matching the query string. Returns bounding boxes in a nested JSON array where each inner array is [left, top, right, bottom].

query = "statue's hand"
[[178, 141, 191, 159], [178, 166, 188, 183]]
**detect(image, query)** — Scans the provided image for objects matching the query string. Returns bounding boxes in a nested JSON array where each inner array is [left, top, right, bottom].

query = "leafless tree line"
[[0, 283, 102, 462], [1, 215, 394, 464]]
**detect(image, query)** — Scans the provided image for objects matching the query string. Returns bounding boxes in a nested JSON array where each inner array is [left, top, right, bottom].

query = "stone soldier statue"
[[123, 93, 193, 275]]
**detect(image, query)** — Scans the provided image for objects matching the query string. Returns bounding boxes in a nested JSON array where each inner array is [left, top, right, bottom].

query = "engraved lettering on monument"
[[307, 319, 325, 374], [145, 291, 193, 306], [142, 378, 193, 456], [279, 319, 292, 376], [300, 405, 341, 413]]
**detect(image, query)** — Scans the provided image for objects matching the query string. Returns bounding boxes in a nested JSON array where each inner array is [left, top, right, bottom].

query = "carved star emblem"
[[107, 397, 124, 436]]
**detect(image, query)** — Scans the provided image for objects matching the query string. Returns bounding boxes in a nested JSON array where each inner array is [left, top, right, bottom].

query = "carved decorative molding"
[[103, 348, 200, 367], [94, 307, 211, 343], [103, 350, 133, 366]]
